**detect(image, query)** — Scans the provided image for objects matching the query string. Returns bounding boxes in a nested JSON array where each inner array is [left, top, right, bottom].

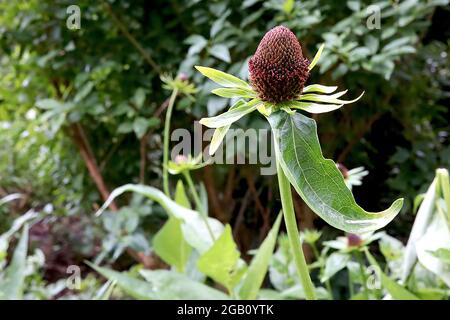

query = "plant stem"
[[355, 250, 369, 299], [276, 161, 316, 300], [163, 88, 178, 196], [183, 171, 215, 241]]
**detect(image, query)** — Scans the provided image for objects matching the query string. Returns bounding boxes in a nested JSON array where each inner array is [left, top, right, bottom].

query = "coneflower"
[[248, 26, 310, 103]]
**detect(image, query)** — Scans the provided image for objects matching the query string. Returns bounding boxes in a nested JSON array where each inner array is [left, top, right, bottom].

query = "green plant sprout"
[[195, 26, 404, 300]]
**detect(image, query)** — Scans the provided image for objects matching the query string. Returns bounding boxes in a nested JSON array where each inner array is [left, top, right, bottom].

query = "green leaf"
[[268, 111, 403, 233], [87, 262, 157, 299], [175, 180, 191, 209], [197, 225, 244, 292], [239, 213, 282, 300], [210, 44, 231, 63], [153, 217, 192, 273], [211, 87, 255, 99], [139, 269, 230, 300], [282, 0, 295, 14], [0, 225, 29, 299], [35, 98, 63, 110], [299, 90, 364, 105], [200, 99, 259, 128], [302, 84, 338, 94], [308, 44, 324, 71], [365, 250, 419, 300], [133, 117, 149, 139], [208, 100, 246, 155], [96, 184, 224, 253], [195, 66, 250, 89], [321, 252, 350, 282], [286, 101, 344, 114]]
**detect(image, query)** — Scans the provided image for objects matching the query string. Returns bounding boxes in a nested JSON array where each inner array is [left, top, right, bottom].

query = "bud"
[[248, 26, 310, 103], [347, 233, 363, 247]]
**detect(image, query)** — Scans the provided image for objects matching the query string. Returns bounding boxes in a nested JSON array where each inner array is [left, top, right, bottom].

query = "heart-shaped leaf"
[[268, 110, 403, 234]]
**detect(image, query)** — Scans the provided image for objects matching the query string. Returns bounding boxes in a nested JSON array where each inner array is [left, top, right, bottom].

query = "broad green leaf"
[[153, 217, 192, 273], [174, 180, 191, 209], [211, 87, 256, 99], [140, 269, 230, 300], [239, 213, 282, 300], [302, 84, 338, 94], [87, 262, 157, 299], [321, 252, 350, 282], [195, 66, 250, 89], [208, 100, 246, 155], [200, 99, 259, 128], [0, 225, 29, 299], [365, 250, 419, 300], [287, 101, 344, 114], [308, 44, 324, 71], [268, 111, 403, 233], [197, 225, 244, 292], [96, 184, 224, 253]]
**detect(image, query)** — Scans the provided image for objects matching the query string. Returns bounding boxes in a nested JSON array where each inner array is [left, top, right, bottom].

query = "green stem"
[[163, 88, 178, 196], [355, 250, 369, 299], [183, 171, 215, 241], [276, 161, 316, 300]]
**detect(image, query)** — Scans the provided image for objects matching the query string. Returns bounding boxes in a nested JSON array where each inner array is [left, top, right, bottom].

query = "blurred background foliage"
[[0, 0, 449, 298]]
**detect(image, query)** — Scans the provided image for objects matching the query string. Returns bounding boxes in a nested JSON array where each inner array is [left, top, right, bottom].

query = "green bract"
[[196, 44, 403, 234]]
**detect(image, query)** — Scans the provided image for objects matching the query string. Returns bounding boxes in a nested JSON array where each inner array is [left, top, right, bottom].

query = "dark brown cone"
[[248, 26, 310, 103]]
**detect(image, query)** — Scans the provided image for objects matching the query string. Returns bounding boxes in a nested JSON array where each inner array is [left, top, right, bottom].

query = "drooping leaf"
[[365, 250, 419, 300], [268, 111, 403, 233], [286, 101, 344, 114], [197, 225, 245, 292], [153, 217, 192, 273], [195, 66, 250, 89], [199, 99, 260, 128], [0, 225, 29, 299], [174, 180, 191, 209], [299, 91, 364, 105], [139, 270, 230, 300], [239, 213, 282, 300], [96, 184, 224, 253]]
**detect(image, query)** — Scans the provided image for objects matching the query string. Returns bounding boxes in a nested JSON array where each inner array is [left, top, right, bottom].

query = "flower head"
[[248, 26, 310, 103]]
